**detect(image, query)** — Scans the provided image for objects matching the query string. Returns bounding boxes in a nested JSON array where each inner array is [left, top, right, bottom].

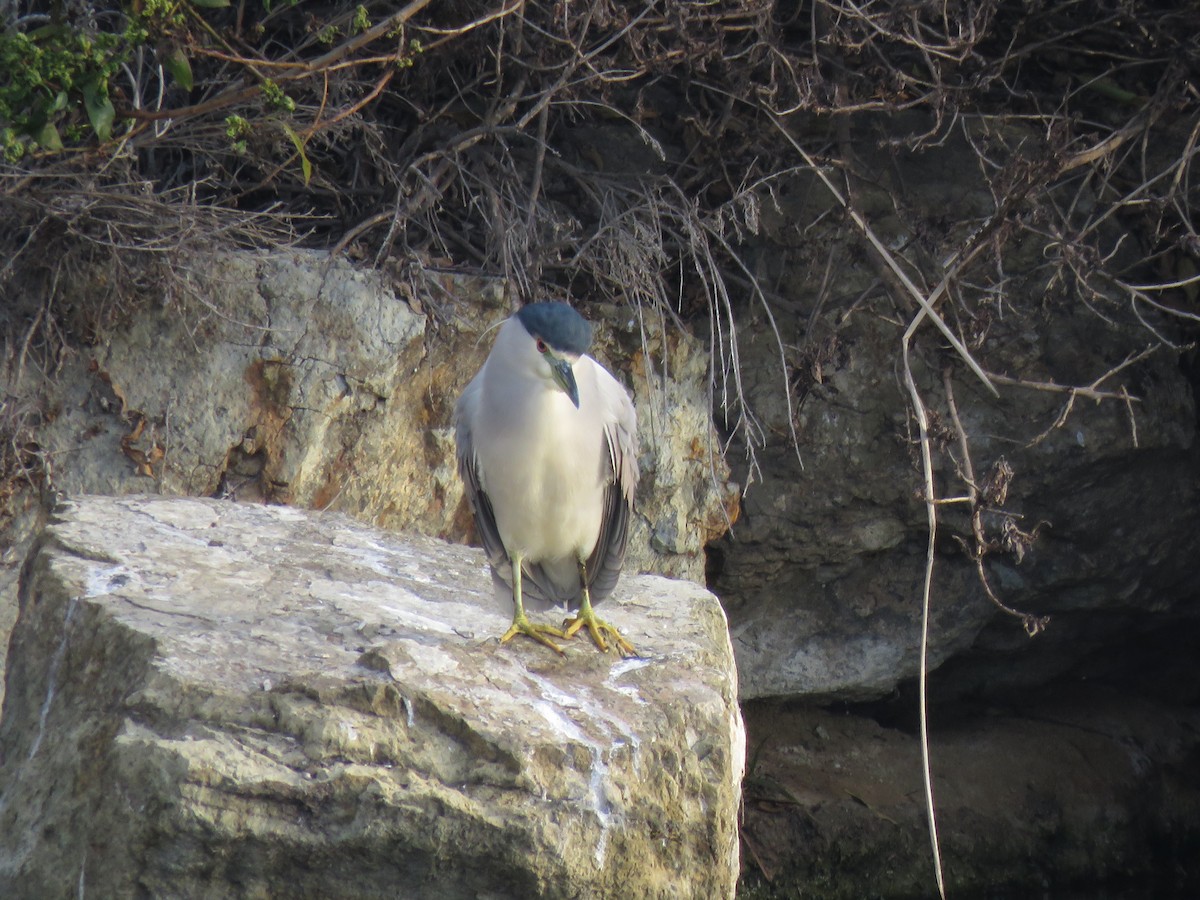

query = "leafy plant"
[[0, 0, 219, 154], [0, 24, 126, 151]]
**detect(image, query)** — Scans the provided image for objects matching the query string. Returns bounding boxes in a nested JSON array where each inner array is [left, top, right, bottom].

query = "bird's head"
[[514, 302, 592, 408]]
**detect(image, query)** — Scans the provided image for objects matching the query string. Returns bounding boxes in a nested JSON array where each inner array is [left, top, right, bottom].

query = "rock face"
[[0, 250, 735, 708], [0, 495, 744, 899], [709, 152, 1200, 701], [11, 251, 730, 581]]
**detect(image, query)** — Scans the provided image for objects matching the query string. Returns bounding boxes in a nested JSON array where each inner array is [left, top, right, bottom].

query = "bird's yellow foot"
[[500, 613, 569, 655], [563, 607, 637, 657]]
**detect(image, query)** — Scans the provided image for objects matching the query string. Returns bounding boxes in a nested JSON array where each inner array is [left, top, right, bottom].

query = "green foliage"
[[280, 122, 312, 185], [0, 0, 220, 154], [395, 38, 423, 69], [0, 0, 430, 160], [225, 114, 251, 154], [139, 0, 186, 32], [260, 80, 296, 114], [352, 5, 371, 35], [0, 23, 129, 152], [162, 48, 194, 92]]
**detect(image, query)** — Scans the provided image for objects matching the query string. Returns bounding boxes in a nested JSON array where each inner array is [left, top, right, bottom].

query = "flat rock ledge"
[[0, 496, 744, 899]]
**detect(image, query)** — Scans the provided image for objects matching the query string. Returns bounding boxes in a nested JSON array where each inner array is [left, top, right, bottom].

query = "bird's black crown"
[[516, 302, 593, 355]]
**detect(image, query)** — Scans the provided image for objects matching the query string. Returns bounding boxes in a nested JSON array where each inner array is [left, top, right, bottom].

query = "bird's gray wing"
[[455, 379, 562, 606], [453, 381, 509, 574], [584, 373, 639, 605], [583, 479, 630, 605]]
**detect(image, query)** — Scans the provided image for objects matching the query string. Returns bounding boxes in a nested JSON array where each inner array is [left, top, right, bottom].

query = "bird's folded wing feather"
[[453, 384, 508, 572], [585, 373, 639, 604]]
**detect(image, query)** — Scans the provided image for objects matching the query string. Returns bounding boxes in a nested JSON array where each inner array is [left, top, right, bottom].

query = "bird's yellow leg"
[[563, 560, 637, 657], [500, 554, 568, 655]]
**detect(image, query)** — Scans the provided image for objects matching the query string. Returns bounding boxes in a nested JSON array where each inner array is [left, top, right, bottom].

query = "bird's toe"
[[501, 615, 569, 655], [563, 610, 636, 657]]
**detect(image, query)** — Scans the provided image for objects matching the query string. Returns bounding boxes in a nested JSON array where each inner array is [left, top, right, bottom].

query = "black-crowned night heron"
[[454, 302, 639, 656]]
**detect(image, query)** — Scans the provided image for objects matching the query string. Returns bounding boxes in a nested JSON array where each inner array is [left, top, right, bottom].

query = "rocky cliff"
[[0, 251, 734, 706], [0, 495, 744, 899], [1, 235, 1198, 895], [3, 2, 1199, 883]]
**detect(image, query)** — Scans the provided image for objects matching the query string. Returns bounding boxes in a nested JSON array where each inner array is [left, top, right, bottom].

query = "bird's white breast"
[[473, 356, 609, 569]]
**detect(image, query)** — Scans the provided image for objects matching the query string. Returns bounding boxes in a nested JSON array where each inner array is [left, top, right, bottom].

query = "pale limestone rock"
[[18, 251, 729, 583], [1, 253, 735, 706], [0, 495, 744, 899]]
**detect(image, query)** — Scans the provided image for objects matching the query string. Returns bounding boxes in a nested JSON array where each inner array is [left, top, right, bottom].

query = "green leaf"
[[190, 0, 231, 8], [1088, 76, 1142, 106], [34, 122, 64, 151], [281, 123, 312, 185], [82, 80, 115, 142], [163, 47, 194, 91]]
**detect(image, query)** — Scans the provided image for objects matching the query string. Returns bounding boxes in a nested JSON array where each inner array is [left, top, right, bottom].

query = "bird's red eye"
[[536, 339, 548, 354]]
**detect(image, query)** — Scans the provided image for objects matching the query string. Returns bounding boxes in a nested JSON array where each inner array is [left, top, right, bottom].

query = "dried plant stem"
[[902, 309, 946, 900], [770, 114, 997, 398], [981, 371, 1145, 402], [943, 370, 1050, 635]]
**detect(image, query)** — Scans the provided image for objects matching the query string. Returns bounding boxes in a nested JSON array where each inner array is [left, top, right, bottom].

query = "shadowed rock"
[[0, 495, 744, 899]]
